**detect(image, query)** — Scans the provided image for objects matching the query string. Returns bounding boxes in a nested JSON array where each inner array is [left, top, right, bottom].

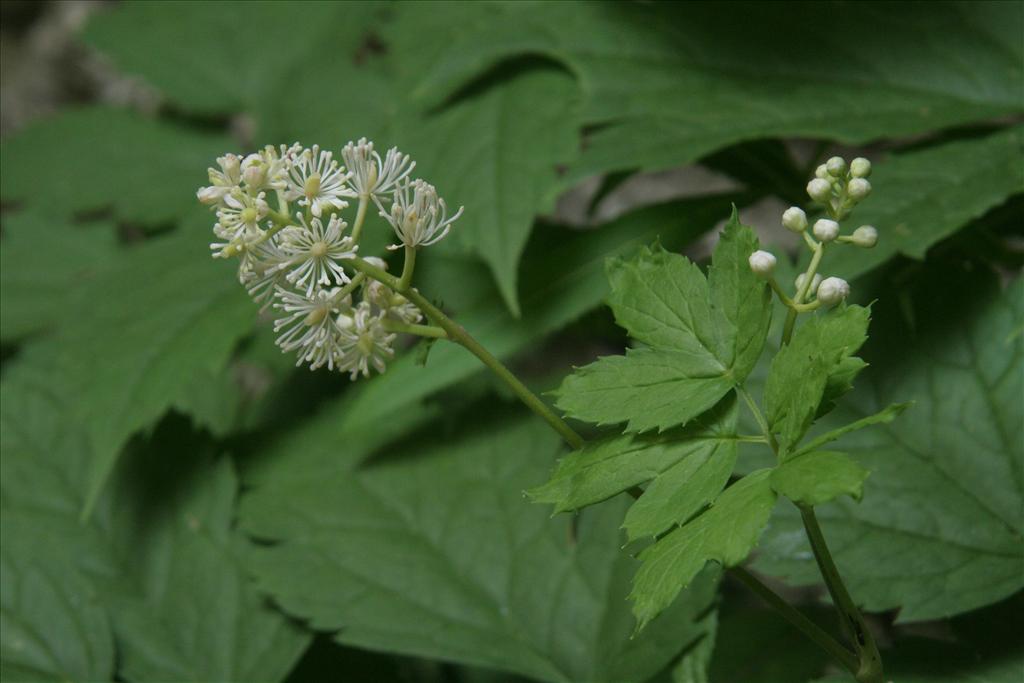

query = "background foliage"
[[1, 1, 1021, 682]]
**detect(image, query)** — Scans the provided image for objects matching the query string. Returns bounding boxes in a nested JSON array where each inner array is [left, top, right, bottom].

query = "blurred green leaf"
[[83, 1, 373, 115], [241, 411, 718, 683], [0, 362, 308, 683], [0, 211, 118, 342], [14, 229, 254, 515], [412, 2, 1022, 180], [757, 264, 1024, 621], [0, 107, 231, 225], [828, 126, 1024, 281]]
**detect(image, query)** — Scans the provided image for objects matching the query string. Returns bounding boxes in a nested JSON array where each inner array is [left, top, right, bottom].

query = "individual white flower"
[[242, 144, 298, 193], [847, 178, 871, 201], [851, 225, 878, 248], [337, 302, 396, 379], [748, 250, 777, 278], [813, 218, 840, 243], [197, 153, 242, 205], [285, 145, 355, 217], [215, 190, 269, 239], [273, 287, 350, 370], [850, 157, 872, 178], [239, 239, 291, 306], [782, 206, 808, 233], [278, 214, 357, 296], [795, 272, 822, 294], [807, 178, 833, 202], [383, 178, 464, 250], [341, 138, 415, 205], [817, 277, 850, 305], [364, 280, 422, 324], [826, 156, 847, 177]]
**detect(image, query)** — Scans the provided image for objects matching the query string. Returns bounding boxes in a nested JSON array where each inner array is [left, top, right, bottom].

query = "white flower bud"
[[813, 218, 840, 242], [851, 225, 878, 248], [807, 178, 832, 202], [795, 273, 822, 293], [748, 250, 777, 278], [826, 156, 847, 177], [850, 157, 872, 178], [815, 164, 829, 179], [362, 256, 388, 271], [817, 277, 850, 305], [782, 206, 808, 233], [197, 186, 227, 205], [847, 178, 871, 201], [217, 154, 241, 185], [241, 154, 268, 189]]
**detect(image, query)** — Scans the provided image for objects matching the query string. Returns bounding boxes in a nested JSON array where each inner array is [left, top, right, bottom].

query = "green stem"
[[731, 566, 860, 675], [382, 320, 447, 338], [799, 506, 884, 682], [350, 196, 369, 243], [781, 242, 825, 344], [344, 256, 585, 450], [399, 246, 417, 291]]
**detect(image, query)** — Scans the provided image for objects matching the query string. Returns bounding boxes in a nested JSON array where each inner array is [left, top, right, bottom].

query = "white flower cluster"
[[197, 140, 461, 378], [749, 156, 881, 309]]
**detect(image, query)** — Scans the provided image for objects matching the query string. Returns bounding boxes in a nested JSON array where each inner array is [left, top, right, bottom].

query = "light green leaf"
[[240, 412, 718, 683], [771, 451, 870, 506], [631, 470, 777, 631], [795, 402, 911, 457], [708, 209, 773, 379], [0, 211, 118, 342], [817, 356, 869, 419], [757, 265, 1023, 621], [828, 126, 1024, 281], [83, 1, 368, 115], [0, 107, 231, 225], [528, 399, 737, 526], [763, 305, 870, 455], [14, 229, 254, 515], [555, 348, 734, 433]]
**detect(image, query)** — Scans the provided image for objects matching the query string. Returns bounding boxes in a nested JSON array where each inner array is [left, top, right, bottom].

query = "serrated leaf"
[[529, 399, 737, 524], [558, 223, 769, 434], [555, 348, 735, 433], [0, 362, 308, 683], [757, 264, 1023, 621], [411, 3, 1022, 181], [771, 450, 870, 506], [795, 402, 911, 457], [764, 305, 870, 455], [13, 229, 254, 515], [240, 412, 718, 683], [0, 107, 231, 225], [828, 126, 1024, 281], [0, 211, 118, 342], [631, 470, 777, 630]]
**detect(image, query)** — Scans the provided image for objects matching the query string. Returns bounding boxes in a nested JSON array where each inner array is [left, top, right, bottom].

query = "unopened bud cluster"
[[749, 155, 882, 310], [197, 139, 462, 378]]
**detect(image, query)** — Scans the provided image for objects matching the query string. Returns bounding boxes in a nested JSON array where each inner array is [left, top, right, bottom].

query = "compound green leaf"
[[763, 305, 870, 455], [0, 107, 231, 225], [757, 264, 1023, 621], [0, 211, 118, 342], [771, 451, 870, 507], [631, 470, 777, 631], [241, 412, 718, 683]]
